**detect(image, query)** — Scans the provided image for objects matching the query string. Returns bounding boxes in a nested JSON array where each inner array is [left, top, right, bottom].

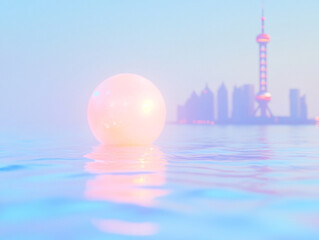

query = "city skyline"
[[174, 0, 318, 121], [177, 1, 317, 124], [177, 82, 312, 124], [0, 0, 318, 128]]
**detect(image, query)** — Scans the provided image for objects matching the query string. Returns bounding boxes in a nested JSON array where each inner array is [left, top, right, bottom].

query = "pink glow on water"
[[93, 219, 158, 236], [179, 119, 187, 124], [84, 145, 168, 207], [88, 74, 166, 145], [194, 120, 215, 125], [84, 145, 167, 236]]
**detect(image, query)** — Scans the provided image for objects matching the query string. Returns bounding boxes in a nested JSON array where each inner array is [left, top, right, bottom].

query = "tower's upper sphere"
[[257, 33, 271, 43], [88, 74, 166, 145], [256, 91, 272, 102]]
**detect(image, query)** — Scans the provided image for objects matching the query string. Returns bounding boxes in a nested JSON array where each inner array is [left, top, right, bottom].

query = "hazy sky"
[[1, 0, 318, 129]]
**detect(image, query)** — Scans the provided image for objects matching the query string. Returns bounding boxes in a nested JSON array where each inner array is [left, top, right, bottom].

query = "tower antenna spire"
[[261, 0, 265, 34], [255, 0, 273, 118]]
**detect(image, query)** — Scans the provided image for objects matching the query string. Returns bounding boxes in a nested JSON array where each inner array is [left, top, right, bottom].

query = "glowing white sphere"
[[88, 74, 166, 145]]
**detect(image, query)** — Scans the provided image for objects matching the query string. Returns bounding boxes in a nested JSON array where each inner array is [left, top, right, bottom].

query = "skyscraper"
[[186, 91, 200, 122], [217, 83, 228, 123], [198, 85, 214, 122], [232, 84, 255, 123], [290, 89, 300, 119], [243, 84, 255, 119], [232, 86, 242, 122], [255, 2, 272, 118], [300, 95, 308, 120]]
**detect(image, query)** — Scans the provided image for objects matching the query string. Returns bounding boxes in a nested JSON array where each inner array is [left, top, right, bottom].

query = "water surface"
[[1, 125, 319, 240]]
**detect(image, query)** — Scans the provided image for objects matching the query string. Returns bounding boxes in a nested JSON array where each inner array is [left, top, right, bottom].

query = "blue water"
[[1, 125, 319, 240]]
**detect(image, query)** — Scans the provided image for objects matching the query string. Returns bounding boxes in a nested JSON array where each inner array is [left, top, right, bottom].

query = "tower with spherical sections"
[[255, 3, 273, 118]]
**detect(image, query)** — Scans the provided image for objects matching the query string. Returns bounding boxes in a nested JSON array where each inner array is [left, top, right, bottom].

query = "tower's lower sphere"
[[88, 74, 166, 145]]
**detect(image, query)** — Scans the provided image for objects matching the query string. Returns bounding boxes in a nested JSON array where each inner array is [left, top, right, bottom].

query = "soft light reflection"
[[93, 219, 158, 236], [84, 145, 168, 236], [84, 145, 167, 206]]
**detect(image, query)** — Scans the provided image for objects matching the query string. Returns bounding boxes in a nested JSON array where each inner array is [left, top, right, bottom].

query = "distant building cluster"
[[177, 3, 316, 125], [177, 85, 215, 124], [177, 84, 313, 125]]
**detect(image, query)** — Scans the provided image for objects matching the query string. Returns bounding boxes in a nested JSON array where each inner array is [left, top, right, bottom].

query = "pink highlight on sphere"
[[88, 74, 166, 145]]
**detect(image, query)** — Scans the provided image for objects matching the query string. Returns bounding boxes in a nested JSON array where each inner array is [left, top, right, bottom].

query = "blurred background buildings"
[[177, 3, 316, 125], [177, 84, 313, 125]]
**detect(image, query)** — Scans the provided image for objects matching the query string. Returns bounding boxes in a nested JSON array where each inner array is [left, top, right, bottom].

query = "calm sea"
[[1, 125, 319, 240]]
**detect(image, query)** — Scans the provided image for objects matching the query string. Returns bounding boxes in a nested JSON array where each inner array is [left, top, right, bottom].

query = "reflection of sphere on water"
[[88, 74, 166, 145], [84, 145, 168, 207], [84, 145, 167, 236]]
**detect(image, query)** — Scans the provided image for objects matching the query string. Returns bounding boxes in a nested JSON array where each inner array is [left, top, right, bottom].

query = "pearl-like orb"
[[88, 74, 166, 145]]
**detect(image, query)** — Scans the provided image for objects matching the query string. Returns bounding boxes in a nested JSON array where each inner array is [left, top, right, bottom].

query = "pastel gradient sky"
[[1, 0, 318, 129]]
